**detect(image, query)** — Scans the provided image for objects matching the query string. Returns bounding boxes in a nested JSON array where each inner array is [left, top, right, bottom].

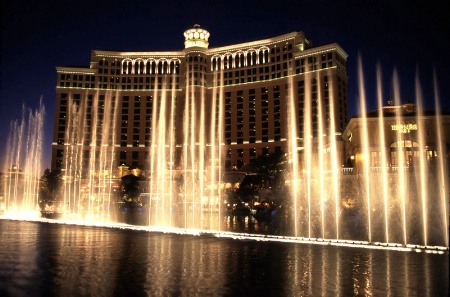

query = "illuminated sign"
[[184, 40, 208, 49], [391, 123, 417, 133]]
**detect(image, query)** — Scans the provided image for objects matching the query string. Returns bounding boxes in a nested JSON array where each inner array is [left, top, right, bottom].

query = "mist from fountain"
[[58, 90, 120, 222], [1, 99, 45, 218], [136, 68, 225, 231], [1, 59, 448, 250], [287, 55, 448, 247], [288, 69, 343, 241]]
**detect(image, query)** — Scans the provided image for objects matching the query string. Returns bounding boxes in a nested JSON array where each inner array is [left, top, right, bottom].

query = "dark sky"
[[1, 0, 449, 170]]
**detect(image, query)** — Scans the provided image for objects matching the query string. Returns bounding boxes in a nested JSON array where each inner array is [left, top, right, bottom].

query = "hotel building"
[[52, 25, 348, 173]]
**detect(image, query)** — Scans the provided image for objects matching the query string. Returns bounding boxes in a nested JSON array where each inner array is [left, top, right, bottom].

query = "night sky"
[[1, 0, 448, 170]]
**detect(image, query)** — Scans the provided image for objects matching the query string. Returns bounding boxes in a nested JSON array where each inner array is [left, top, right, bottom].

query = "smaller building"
[[342, 103, 450, 171]]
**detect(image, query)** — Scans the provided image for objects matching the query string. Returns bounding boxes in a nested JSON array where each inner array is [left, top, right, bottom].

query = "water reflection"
[[0, 220, 447, 296]]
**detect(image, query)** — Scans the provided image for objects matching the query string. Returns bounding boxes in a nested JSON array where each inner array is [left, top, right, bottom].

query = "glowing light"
[[391, 123, 417, 133]]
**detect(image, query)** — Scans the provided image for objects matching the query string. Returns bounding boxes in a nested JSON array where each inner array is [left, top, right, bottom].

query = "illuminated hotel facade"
[[51, 25, 348, 172]]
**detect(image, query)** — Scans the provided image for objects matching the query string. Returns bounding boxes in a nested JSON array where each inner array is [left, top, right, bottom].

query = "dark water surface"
[[0, 220, 448, 296]]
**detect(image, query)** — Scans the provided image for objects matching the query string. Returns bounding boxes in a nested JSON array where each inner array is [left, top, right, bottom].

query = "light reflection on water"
[[0, 220, 447, 296]]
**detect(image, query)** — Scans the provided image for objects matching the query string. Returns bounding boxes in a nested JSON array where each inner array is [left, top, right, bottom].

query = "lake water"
[[0, 219, 448, 296]]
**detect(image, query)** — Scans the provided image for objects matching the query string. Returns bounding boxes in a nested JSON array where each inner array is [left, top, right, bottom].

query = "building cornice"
[[295, 43, 348, 60], [92, 50, 185, 59], [207, 32, 301, 55], [56, 66, 96, 74]]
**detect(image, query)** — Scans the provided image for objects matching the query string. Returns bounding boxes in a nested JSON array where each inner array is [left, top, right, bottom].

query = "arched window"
[[259, 51, 264, 64], [239, 54, 245, 67], [157, 61, 162, 74], [122, 59, 132, 74], [390, 140, 419, 167], [258, 47, 270, 64], [390, 140, 419, 148], [217, 57, 222, 70], [224, 54, 232, 69], [159, 60, 166, 74]]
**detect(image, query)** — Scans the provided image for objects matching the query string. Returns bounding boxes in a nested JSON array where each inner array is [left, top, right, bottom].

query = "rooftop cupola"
[[184, 24, 210, 49]]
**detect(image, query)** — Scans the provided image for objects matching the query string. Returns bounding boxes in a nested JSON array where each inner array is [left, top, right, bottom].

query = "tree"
[[236, 174, 259, 203], [250, 150, 287, 189], [121, 174, 141, 203], [237, 150, 289, 205], [39, 168, 64, 209]]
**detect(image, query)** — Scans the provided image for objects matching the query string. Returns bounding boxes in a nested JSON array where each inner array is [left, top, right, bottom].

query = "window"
[[120, 151, 126, 159]]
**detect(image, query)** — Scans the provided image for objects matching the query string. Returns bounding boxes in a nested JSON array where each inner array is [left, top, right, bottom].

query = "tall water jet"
[[375, 63, 389, 243], [287, 67, 300, 237], [317, 75, 326, 238], [303, 73, 313, 238], [433, 69, 449, 247], [357, 55, 372, 243], [414, 68, 428, 245], [210, 68, 225, 232], [392, 69, 408, 245], [148, 74, 173, 227], [328, 69, 341, 241]]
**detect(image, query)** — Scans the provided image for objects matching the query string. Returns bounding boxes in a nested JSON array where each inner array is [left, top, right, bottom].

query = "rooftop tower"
[[184, 24, 210, 49]]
